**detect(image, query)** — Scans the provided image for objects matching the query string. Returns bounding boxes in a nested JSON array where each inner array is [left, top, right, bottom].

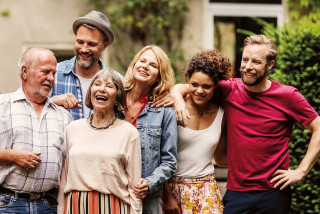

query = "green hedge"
[[263, 18, 320, 213]]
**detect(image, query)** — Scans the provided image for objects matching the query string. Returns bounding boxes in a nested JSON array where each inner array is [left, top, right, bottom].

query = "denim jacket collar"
[[139, 103, 162, 116]]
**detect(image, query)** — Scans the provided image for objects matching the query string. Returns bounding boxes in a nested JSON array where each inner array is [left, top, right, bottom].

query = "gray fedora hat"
[[73, 10, 114, 46]]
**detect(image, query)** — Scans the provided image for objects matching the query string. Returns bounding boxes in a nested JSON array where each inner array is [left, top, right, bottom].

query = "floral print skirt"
[[168, 174, 224, 214]]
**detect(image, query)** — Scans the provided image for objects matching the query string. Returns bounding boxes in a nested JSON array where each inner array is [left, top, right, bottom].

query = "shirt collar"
[[13, 87, 57, 110], [141, 95, 149, 104]]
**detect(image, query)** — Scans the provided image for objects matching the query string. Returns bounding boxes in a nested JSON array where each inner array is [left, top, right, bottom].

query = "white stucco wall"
[[181, 0, 208, 61], [0, 0, 92, 93], [3, 0, 269, 93], [0, 0, 206, 93]]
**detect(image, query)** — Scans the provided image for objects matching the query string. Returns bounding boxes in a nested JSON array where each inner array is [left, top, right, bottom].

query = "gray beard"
[[76, 55, 95, 68]]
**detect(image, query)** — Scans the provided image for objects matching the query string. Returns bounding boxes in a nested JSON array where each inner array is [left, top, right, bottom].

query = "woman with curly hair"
[[163, 50, 233, 214]]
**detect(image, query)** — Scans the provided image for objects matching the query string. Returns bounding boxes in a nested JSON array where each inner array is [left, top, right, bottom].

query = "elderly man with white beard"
[[0, 48, 72, 214]]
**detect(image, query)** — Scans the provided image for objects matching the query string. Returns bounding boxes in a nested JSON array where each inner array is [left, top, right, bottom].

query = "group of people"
[[0, 10, 319, 214]]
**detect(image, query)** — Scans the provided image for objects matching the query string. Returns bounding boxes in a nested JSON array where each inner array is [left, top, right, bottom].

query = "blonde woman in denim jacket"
[[121, 45, 178, 214]]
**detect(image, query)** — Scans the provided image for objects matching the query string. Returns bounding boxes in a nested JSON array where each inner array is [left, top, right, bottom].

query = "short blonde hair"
[[244, 35, 277, 62], [85, 68, 126, 113], [123, 45, 175, 100]]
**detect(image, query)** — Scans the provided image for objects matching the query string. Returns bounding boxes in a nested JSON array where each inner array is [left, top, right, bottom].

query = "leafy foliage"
[[88, 0, 189, 78], [287, 0, 320, 21], [1, 9, 10, 16], [262, 17, 320, 213]]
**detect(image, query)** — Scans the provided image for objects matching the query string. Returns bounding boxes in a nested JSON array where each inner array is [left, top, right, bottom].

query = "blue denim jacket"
[[119, 103, 178, 197]]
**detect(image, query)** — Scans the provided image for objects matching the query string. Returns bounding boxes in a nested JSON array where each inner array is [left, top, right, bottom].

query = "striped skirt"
[[168, 174, 224, 214], [64, 191, 129, 214]]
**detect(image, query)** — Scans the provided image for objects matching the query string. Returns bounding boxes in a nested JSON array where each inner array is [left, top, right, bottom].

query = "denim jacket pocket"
[[147, 126, 162, 151]]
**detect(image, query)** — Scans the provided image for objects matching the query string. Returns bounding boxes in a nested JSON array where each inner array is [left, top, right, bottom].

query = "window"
[[53, 49, 74, 63], [210, 0, 281, 3], [21, 43, 74, 63], [207, 1, 284, 76]]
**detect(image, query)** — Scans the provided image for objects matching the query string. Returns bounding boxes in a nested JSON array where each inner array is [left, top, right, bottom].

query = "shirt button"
[[141, 129, 144, 132], [141, 145, 145, 149], [142, 161, 144, 165]]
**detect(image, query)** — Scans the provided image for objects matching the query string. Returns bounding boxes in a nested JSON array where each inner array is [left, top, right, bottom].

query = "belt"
[[0, 186, 57, 200]]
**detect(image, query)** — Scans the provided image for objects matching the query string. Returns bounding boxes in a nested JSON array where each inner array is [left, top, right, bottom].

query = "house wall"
[[0, 0, 92, 93], [0, 0, 286, 93], [0, 0, 206, 93], [181, 0, 209, 60]]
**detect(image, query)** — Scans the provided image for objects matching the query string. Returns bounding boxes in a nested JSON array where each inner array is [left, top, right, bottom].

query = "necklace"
[[90, 115, 116, 130]]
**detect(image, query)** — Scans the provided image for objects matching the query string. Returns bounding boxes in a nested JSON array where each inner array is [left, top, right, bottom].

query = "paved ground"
[[217, 181, 227, 196], [215, 167, 228, 197]]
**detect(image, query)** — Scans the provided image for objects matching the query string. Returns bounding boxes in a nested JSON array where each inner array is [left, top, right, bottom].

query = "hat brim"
[[73, 17, 114, 46]]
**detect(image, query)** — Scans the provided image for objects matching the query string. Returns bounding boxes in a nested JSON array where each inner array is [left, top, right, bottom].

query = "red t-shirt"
[[219, 78, 318, 191]]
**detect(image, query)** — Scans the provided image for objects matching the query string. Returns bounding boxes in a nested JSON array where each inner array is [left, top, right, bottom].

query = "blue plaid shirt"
[[51, 57, 124, 120]]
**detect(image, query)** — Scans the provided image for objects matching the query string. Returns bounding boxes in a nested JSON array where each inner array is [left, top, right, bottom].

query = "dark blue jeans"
[[223, 188, 292, 214], [0, 192, 57, 214]]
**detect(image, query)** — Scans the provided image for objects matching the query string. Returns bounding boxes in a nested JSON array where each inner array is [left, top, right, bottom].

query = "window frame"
[[205, 2, 285, 49]]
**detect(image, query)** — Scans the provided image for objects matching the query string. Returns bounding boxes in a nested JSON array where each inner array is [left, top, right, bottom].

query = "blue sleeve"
[[145, 107, 178, 193]]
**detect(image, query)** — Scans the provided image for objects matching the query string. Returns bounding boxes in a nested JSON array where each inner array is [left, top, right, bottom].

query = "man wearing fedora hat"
[[50, 10, 123, 120]]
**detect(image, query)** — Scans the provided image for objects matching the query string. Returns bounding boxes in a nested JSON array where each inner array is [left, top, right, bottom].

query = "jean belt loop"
[[14, 191, 19, 200]]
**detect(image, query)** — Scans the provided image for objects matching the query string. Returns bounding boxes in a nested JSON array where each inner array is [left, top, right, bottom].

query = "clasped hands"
[[133, 178, 149, 199]]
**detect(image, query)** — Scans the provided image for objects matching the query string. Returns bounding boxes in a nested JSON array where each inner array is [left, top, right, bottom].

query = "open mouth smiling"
[[244, 72, 256, 78], [138, 70, 148, 76], [195, 94, 205, 100], [96, 96, 108, 101]]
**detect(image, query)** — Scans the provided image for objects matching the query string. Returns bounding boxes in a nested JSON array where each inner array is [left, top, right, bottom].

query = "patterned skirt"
[[64, 191, 129, 214], [168, 174, 224, 214]]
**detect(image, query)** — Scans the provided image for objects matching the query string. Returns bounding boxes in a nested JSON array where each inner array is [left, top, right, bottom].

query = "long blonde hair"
[[123, 45, 175, 100]]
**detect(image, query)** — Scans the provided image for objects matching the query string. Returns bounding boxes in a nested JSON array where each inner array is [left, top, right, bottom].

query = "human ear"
[[21, 66, 28, 80], [267, 60, 275, 71], [103, 41, 108, 50]]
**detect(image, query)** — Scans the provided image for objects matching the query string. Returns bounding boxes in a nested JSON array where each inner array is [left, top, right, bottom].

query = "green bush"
[[88, 0, 189, 80], [263, 18, 320, 213]]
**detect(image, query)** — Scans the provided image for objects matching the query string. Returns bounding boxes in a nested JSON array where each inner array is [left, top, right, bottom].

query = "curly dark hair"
[[185, 49, 233, 85]]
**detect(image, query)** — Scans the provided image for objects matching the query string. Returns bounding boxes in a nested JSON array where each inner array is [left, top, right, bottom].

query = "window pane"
[[214, 16, 277, 76], [210, 0, 281, 4], [52, 50, 74, 63]]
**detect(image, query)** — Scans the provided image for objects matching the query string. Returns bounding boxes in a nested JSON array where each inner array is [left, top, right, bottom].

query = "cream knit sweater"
[[58, 119, 142, 214]]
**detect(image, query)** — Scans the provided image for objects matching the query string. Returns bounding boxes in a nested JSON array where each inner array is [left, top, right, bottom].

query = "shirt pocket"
[[147, 126, 162, 151]]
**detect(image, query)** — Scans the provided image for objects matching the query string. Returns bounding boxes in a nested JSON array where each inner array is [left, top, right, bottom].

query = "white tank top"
[[174, 106, 224, 178]]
